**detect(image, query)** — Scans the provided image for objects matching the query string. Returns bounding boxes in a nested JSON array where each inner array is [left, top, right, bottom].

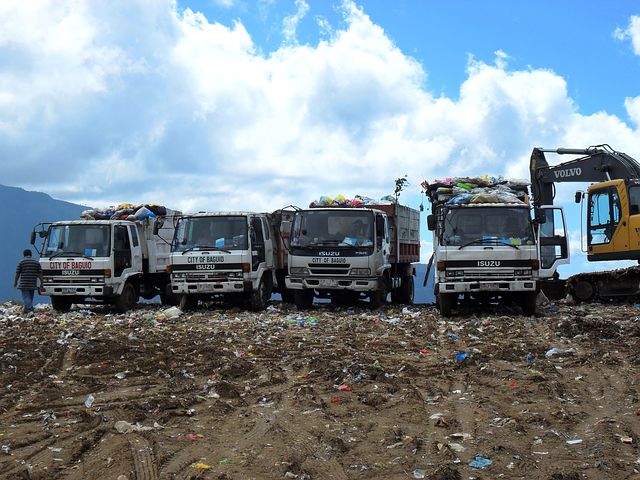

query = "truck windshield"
[[442, 207, 534, 247], [173, 216, 248, 252], [43, 224, 110, 257], [290, 210, 374, 247]]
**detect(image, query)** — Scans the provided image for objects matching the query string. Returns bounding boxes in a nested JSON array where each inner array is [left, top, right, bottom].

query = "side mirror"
[[280, 220, 292, 236], [153, 220, 164, 235], [30, 231, 36, 245], [575, 191, 583, 203], [427, 215, 437, 231]]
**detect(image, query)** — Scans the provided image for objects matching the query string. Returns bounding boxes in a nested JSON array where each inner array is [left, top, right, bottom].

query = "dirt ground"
[[0, 298, 639, 480]]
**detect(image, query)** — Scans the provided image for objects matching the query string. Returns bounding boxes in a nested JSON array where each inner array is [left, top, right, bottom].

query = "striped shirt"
[[16, 258, 42, 290]]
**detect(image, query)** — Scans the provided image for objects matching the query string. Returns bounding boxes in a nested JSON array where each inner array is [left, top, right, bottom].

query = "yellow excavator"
[[530, 144, 640, 301]]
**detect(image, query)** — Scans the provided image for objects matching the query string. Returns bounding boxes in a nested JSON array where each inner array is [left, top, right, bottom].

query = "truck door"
[[537, 206, 569, 278], [128, 225, 143, 272], [250, 216, 266, 271], [375, 213, 390, 264], [260, 216, 275, 269], [113, 225, 132, 277]]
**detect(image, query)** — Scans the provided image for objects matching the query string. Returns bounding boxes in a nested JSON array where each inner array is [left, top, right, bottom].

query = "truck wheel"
[[160, 293, 178, 306], [250, 278, 271, 311], [369, 287, 387, 309], [115, 282, 138, 313], [51, 296, 72, 312], [294, 289, 314, 310], [521, 291, 537, 316], [400, 276, 415, 304], [438, 293, 456, 317], [178, 294, 198, 311], [280, 288, 294, 304]]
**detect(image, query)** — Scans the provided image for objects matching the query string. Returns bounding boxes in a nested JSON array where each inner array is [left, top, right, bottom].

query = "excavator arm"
[[530, 144, 640, 209]]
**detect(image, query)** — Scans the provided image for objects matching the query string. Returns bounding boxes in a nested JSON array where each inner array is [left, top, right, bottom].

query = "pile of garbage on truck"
[[421, 175, 531, 205], [80, 203, 169, 221], [309, 194, 396, 208]]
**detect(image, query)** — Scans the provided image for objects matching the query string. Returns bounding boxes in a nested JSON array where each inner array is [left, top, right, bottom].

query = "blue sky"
[[1, 0, 640, 276]]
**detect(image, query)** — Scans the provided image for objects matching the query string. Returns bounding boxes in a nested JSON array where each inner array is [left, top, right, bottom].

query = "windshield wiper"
[[181, 245, 232, 254], [49, 251, 94, 259], [458, 238, 519, 250]]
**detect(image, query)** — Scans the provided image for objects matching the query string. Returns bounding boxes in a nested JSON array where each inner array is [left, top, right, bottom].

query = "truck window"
[[629, 186, 640, 215], [376, 214, 385, 248], [589, 187, 620, 245], [129, 225, 139, 247], [290, 211, 373, 247], [43, 224, 110, 257], [172, 216, 248, 251], [442, 207, 533, 246]]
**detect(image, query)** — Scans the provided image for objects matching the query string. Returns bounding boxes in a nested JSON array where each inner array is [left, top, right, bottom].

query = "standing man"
[[14, 249, 43, 314]]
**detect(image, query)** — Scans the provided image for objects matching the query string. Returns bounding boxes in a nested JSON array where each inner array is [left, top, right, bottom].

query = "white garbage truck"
[[424, 178, 568, 316], [285, 199, 420, 309], [167, 211, 292, 310], [32, 205, 181, 312]]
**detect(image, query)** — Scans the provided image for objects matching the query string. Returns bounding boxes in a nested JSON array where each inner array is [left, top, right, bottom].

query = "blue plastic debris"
[[469, 453, 492, 469], [454, 352, 468, 362]]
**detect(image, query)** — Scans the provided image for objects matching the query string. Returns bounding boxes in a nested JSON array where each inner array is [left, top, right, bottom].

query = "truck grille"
[[308, 264, 351, 275]]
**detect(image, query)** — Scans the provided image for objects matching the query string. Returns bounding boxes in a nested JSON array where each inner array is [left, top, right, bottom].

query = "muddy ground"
[[0, 299, 639, 480]]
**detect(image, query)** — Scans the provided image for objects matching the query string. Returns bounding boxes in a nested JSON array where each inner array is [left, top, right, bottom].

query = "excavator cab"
[[585, 179, 640, 261]]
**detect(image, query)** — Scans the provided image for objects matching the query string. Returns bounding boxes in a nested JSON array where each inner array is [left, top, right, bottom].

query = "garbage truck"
[[31, 205, 181, 312], [424, 177, 569, 316], [285, 198, 420, 309], [167, 211, 292, 310]]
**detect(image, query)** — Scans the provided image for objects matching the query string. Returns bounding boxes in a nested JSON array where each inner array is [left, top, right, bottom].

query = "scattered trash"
[[412, 468, 426, 479], [84, 394, 95, 408], [454, 352, 468, 362], [448, 333, 459, 341], [469, 453, 493, 469], [163, 306, 183, 319], [218, 457, 235, 465], [190, 462, 211, 469], [337, 385, 352, 392], [566, 439, 583, 445], [545, 347, 576, 358], [114, 421, 154, 434]]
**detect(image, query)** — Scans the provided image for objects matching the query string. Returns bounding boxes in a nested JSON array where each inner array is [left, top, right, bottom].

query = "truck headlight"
[[229, 271, 243, 278], [350, 268, 371, 275], [290, 267, 309, 275]]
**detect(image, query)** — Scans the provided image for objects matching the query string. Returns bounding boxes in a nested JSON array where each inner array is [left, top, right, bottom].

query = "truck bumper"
[[286, 276, 378, 291], [171, 281, 247, 294], [439, 280, 536, 293], [41, 285, 114, 297]]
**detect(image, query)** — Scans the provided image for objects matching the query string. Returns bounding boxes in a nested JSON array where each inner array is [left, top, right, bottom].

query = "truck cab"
[[286, 204, 419, 309], [36, 217, 173, 312], [168, 212, 286, 311]]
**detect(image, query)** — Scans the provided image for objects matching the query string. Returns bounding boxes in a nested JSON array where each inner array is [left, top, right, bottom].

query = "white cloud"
[[625, 96, 640, 127], [282, 0, 309, 44], [0, 0, 638, 234], [614, 15, 640, 55]]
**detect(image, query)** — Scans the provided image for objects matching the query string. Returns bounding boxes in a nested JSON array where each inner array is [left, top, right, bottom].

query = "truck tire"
[[51, 296, 72, 312], [294, 289, 314, 310], [178, 294, 198, 311], [369, 287, 387, 309], [280, 288, 294, 304], [250, 278, 271, 311], [160, 293, 178, 306], [399, 276, 415, 304], [521, 291, 537, 316], [438, 293, 456, 317], [115, 282, 138, 313]]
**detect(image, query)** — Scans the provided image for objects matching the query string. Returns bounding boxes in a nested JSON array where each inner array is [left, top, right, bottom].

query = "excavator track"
[[566, 265, 640, 302]]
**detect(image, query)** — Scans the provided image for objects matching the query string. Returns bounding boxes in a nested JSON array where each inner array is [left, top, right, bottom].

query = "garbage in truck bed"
[[80, 203, 169, 221], [309, 194, 395, 208], [421, 175, 530, 205]]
